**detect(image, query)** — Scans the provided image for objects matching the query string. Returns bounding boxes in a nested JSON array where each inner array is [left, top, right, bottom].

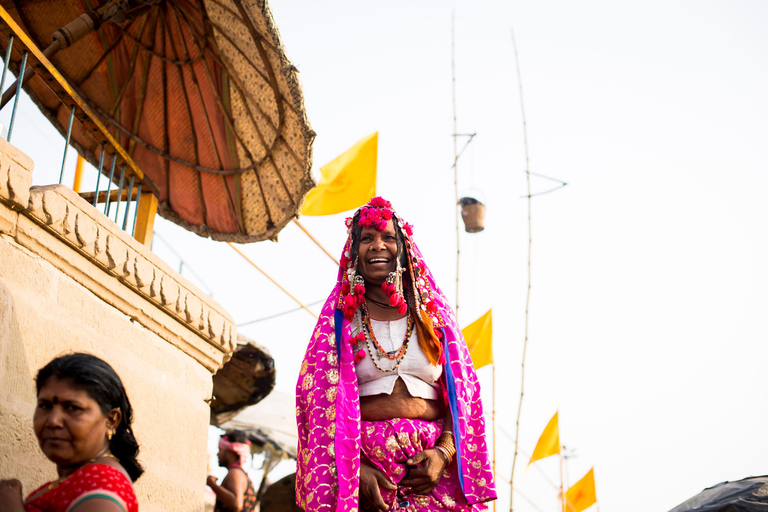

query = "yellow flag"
[[462, 309, 493, 369], [565, 468, 597, 512], [529, 411, 560, 465], [300, 132, 378, 216]]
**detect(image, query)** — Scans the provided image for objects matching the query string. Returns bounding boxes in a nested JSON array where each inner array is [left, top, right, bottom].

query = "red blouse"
[[24, 463, 138, 512]]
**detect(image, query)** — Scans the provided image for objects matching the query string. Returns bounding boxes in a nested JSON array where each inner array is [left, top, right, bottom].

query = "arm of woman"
[[0, 479, 24, 512], [71, 498, 128, 511], [399, 409, 453, 495], [207, 470, 248, 511]]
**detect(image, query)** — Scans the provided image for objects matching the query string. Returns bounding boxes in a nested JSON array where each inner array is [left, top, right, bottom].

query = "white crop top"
[[354, 314, 442, 400]]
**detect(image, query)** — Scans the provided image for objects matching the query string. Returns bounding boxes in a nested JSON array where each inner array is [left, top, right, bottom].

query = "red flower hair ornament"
[[336, 197, 445, 365]]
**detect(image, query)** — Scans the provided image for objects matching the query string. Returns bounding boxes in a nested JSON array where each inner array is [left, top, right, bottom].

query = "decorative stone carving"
[[0, 138, 33, 211], [13, 180, 235, 371]]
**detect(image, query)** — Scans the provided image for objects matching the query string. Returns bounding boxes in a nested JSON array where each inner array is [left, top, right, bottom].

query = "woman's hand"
[[399, 448, 449, 495], [206, 475, 218, 488], [0, 479, 24, 511], [359, 462, 396, 511]]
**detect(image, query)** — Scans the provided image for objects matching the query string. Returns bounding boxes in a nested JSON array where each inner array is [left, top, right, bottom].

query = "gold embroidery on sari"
[[441, 494, 456, 507]]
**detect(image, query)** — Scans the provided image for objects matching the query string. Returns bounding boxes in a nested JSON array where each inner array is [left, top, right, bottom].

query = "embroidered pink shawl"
[[295, 218, 496, 512]]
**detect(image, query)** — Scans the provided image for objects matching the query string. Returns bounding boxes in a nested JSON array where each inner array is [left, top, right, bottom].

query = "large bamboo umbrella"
[[1, 0, 315, 242]]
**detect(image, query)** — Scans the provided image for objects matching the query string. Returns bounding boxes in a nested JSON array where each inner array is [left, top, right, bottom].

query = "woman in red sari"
[[0, 353, 142, 511]]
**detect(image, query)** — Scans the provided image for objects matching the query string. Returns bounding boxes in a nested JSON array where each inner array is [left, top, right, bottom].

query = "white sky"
[[7, 1, 767, 511]]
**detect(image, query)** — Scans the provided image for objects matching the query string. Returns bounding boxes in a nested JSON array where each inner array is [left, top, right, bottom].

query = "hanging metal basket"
[[459, 196, 485, 233]]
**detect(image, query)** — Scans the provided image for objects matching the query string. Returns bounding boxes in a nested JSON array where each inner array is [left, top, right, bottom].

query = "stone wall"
[[0, 138, 236, 511]]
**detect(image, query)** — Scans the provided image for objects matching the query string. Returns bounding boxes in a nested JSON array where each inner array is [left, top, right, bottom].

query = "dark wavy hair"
[[35, 353, 144, 482], [223, 429, 249, 444], [348, 209, 443, 365]]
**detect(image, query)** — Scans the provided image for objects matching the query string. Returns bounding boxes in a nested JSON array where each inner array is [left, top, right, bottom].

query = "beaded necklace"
[[362, 302, 414, 372]]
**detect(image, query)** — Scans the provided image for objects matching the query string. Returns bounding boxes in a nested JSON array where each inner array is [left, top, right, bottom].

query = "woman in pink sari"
[[296, 197, 496, 511]]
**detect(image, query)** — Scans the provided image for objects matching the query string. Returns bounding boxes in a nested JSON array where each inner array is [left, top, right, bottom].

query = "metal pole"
[[113, 164, 125, 222], [122, 175, 134, 230], [104, 154, 116, 214], [0, 36, 14, 103], [59, 107, 75, 184], [93, 147, 105, 207], [6, 50, 27, 142]]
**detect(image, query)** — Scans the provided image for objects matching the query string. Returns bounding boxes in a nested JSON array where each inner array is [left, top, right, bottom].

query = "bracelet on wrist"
[[435, 432, 456, 462], [435, 445, 452, 463]]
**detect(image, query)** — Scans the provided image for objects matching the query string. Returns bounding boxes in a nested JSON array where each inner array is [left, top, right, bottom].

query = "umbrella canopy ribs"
[[0, 0, 315, 242]]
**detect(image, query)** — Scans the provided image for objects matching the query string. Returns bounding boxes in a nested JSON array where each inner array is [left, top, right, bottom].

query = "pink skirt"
[[360, 418, 486, 511]]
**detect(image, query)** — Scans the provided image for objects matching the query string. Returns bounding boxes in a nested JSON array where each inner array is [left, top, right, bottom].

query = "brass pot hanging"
[[459, 196, 485, 233]]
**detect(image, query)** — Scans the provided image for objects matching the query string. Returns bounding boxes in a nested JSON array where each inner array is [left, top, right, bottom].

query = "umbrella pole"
[[292, 218, 339, 266], [228, 242, 317, 319]]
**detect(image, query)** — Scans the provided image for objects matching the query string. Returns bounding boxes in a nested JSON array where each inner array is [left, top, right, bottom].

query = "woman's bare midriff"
[[360, 378, 444, 421]]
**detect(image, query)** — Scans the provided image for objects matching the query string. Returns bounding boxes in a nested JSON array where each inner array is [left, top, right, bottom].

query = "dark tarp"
[[670, 476, 768, 512]]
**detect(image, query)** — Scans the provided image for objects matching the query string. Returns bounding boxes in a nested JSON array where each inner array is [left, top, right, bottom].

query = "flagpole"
[[509, 26, 531, 512], [451, 11, 461, 316], [559, 452, 566, 512]]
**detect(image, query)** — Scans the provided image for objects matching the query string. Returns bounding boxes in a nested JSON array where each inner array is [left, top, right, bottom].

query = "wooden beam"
[[79, 187, 142, 204], [133, 192, 157, 248]]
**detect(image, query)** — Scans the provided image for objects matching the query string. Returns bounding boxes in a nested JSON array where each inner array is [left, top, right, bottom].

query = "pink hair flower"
[[368, 197, 392, 209]]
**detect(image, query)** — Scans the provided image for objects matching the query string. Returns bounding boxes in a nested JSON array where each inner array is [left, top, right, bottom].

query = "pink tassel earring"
[[383, 263, 407, 315], [343, 258, 366, 320]]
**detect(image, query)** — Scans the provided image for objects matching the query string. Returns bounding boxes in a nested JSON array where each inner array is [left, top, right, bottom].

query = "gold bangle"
[[435, 445, 452, 463], [436, 438, 456, 459]]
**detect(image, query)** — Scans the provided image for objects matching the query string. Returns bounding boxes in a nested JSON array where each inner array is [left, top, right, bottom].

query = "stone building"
[[0, 136, 236, 511]]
